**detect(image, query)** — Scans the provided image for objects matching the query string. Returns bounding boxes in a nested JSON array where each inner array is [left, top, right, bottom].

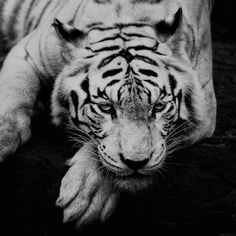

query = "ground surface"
[[0, 1, 236, 236]]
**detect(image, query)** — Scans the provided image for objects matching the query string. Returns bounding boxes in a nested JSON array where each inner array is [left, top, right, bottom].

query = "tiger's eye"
[[98, 103, 114, 114], [153, 102, 166, 113], [101, 104, 111, 110]]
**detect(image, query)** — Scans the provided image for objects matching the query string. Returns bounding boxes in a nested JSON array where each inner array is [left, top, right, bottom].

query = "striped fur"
[[0, 0, 216, 225]]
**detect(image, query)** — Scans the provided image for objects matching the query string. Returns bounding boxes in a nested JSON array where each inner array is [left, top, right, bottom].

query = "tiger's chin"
[[114, 174, 154, 192], [102, 169, 155, 192]]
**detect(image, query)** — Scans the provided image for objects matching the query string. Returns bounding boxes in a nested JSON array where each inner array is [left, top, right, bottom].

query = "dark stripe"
[[7, 0, 26, 40], [127, 45, 156, 51], [91, 33, 153, 47], [139, 69, 157, 77], [90, 123, 102, 130], [169, 64, 185, 73], [91, 35, 120, 44], [106, 79, 120, 87], [176, 89, 182, 118], [90, 105, 100, 115], [94, 0, 111, 4], [24, 0, 37, 33], [89, 23, 150, 34], [134, 55, 158, 66], [169, 74, 177, 95], [91, 127, 103, 133], [81, 77, 91, 106], [85, 54, 96, 59], [93, 45, 120, 53], [70, 0, 86, 25], [143, 88, 152, 104], [86, 22, 103, 28], [102, 68, 123, 79], [115, 23, 151, 29], [70, 90, 79, 121], [26, 17, 35, 34], [117, 87, 122, 102], [25, 0, 37, 19], [123, 33, 154, 39], [88, 26, 117, 33], [87, 115, 97, 124], [33, 0, 52, 29], [91, 34, 129, 44], [144, 79, 158, 87]]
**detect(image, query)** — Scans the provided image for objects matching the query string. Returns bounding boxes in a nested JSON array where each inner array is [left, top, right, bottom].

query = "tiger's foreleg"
[[56, 143, 120, 230], [0, 40, 42, 161]]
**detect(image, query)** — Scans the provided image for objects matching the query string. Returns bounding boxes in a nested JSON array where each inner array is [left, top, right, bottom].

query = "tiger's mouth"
[[100, 163, 155, 191]]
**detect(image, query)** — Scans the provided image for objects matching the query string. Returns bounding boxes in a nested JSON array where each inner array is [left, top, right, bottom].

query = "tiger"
[[0, 0, 216, 230]]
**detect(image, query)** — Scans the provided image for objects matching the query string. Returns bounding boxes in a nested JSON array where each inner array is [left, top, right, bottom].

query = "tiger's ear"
[[155, 7, 182, 43], [52, 18, 86, 44]]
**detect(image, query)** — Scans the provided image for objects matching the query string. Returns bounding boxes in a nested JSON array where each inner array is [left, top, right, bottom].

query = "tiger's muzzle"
[[97, 119, 166, 190]]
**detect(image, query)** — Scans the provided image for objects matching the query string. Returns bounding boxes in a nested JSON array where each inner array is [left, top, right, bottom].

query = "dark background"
[[0, 1, 236, 235]]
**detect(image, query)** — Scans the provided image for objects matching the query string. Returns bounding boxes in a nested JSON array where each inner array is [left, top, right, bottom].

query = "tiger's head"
[[51, 4, 200, 191]]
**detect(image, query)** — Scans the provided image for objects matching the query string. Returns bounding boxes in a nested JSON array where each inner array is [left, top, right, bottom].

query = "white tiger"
[[0, 0, 216, 229]]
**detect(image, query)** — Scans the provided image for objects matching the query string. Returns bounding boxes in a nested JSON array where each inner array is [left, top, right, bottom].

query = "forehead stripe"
[[93, 45, 120, 53], [102, 68, 123, 79], [139, 68, 157, 77], [135, 55, 158, 66]]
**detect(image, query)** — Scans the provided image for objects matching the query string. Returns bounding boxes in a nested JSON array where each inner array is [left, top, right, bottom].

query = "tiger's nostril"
[[120, 153, 149, 170]]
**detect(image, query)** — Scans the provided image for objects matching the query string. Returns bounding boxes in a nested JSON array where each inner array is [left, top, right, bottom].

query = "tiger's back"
[[0, 0, 213, 52]]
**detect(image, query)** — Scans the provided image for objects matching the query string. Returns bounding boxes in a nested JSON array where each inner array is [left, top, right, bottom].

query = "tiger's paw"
[[56, 143, 119, 230]]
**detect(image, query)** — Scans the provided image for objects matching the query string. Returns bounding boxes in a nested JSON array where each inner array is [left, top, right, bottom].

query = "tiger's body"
[[0, 0, 216, 229]]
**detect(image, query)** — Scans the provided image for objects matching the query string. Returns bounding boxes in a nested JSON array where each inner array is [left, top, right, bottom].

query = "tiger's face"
[[52, 7, 196, 191]]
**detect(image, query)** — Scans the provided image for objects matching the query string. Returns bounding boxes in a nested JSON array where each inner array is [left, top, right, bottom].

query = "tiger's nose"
[[120, 153, 149, 170]]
